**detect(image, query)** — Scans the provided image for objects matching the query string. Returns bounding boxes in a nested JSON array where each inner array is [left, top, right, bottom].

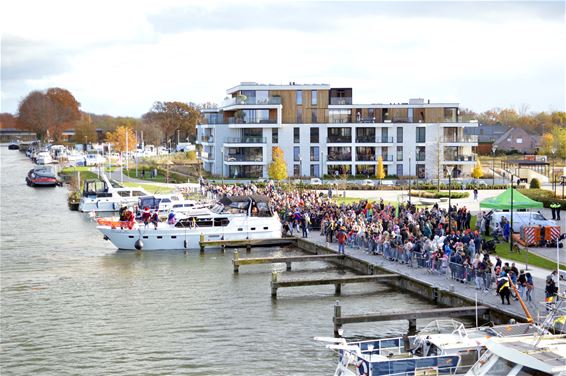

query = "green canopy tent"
[[480, 188, 543, 210], [480, 188, 543, 264]]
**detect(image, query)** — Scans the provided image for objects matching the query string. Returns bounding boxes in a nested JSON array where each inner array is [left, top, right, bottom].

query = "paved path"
[[299, 232, 563, 324]]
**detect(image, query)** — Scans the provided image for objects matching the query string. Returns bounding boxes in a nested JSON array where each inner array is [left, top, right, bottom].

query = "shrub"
[[529, 178, 541, 189]]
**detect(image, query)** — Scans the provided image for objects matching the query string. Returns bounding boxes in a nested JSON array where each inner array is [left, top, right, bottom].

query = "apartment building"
[[196, 82, 478, 179]]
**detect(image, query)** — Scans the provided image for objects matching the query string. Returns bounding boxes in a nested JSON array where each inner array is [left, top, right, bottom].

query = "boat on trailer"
[[317, 319, 545, 376], [97, 195, 282, 251]]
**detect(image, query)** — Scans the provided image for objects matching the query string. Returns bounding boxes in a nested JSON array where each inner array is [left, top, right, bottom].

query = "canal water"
[[1, 147, 466, 375]]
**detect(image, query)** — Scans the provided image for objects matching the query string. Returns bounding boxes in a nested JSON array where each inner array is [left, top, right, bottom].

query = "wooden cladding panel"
[[424, 108, 444, 122], [390, 108, 408, 121]]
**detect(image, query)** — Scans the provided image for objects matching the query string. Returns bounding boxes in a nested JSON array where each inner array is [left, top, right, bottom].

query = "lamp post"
[[550, 146, 556, 194], [221, 149, 224, 185], [492, 144, 497, 187], [446, 165, 454, 234], [408, 154, 412, 205]]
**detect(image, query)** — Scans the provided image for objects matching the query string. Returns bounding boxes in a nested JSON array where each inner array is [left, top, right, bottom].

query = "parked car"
[[361, 179, 375, 187], [310, 178, 322, 185], [256, 178, 268, 183], [381, 180, 395, 186]]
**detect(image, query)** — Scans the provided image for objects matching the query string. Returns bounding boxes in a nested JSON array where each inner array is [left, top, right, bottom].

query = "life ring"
[[356, 359, 369, 376]]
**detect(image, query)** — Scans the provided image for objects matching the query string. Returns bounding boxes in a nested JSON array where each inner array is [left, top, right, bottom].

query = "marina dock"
[[232, 252, 344, 272], [199, 237, 296, 253]]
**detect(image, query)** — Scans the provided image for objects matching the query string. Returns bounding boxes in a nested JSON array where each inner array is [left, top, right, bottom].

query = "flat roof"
[[227, 82, 331, 94]]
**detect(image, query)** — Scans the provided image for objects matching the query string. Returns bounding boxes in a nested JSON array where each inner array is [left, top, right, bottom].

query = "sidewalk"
[[301, 232, 562, 323]]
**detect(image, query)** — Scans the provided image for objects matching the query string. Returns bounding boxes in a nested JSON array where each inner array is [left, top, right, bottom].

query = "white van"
[[489, 211, 556, 233]]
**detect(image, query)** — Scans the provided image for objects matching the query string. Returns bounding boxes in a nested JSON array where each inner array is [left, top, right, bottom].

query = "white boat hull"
[[98, 216, 282, 250], [79, 197, 139, 212]]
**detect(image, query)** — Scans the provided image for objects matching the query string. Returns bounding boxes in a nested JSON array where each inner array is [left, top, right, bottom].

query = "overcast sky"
[[2, 0, 565, 117]]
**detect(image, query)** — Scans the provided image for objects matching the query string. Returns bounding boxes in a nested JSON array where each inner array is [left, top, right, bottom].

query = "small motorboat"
[[26, 167, 60, 187], [8, 140, 20, 150]]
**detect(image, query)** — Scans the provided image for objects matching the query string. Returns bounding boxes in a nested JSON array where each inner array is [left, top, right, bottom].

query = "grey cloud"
[[1, 35, 72, 81], [147, 1, 564, 34]]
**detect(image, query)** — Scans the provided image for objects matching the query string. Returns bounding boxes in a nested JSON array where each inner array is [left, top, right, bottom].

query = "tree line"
[[0, 88, 204, 151]]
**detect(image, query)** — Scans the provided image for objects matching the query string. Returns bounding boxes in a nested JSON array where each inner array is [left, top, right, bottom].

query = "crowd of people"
[[198, 181, 560, 307]]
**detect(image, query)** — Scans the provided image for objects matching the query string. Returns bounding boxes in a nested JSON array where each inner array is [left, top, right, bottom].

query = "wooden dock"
[[232, 252, 345, 272], [198, 237, 296, 253], [270, 272, 397, 297], [332, 301, 490, 335]]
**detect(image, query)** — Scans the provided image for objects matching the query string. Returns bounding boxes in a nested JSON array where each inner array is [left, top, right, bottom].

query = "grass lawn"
[[121, 181, 175, 194]]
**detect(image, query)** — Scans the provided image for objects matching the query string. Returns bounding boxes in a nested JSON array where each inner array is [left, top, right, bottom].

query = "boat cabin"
[[83, 179, 111, 198], [218, 195, 273, 217]]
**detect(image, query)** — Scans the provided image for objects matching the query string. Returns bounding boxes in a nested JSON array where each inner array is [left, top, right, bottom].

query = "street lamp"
[[408, 154, 412, 205], [551, 147, 557, 193], [221, 149, 224, 185], [491, 144, 497, 187], [446, 165, 454, 234], [510, 174, 516, 255]]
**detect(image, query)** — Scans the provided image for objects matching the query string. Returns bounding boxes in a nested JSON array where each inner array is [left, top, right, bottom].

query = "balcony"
[[200, 135, 214, 143], [222, 97, 282, 107], [376, 137, 395, 143], [224, 137, 266, 144], [356, 154, 376, 162], [441, 135, 479, 143], [444, 154, 476, 162], [380, 155, 394, 162], [327, 153, 352, 162], [227, 117, 276, 125], [224, 154, 264, 162], [330, 97, 353, 105], [355, 135, 376, 143], [416, 153, 426, 162], [327, 136, 352, 143]]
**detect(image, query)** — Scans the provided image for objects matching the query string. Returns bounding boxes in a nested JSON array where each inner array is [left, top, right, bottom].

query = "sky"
[[1, 0, 565, 117]]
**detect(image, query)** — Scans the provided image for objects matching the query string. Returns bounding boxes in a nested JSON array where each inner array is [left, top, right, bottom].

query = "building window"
[[311, 90, 317, 105], [296, 90, 302, 105], [310, 164, 320, 177], [272, 128, 278, 144], [416, 146, 426, 161], [397, 146, 403, 161], [310, 127, 319, 143], [294, 128, 300, 143], [368, 108, 375, 122], [397, 127, 403, 143], [416, 127, 426, 143], [396, 164, 403, 177], [328, 127, 352, 143], [516, 138, 523, 144], [296, 107, 303, 123], [310, 146, 320, 161], [294, 146, 300, 161], [293, 165, 300, 177], [311, 109, 318, 123]]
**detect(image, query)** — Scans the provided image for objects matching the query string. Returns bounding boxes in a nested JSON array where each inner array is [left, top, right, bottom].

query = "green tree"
[[471, 160, 483, 179], [268, 146, 288, 181], [376, 155, 385, 181]]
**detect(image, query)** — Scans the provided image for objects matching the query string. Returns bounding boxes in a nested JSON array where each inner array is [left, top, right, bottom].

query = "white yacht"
[[465, 334, 566, 376], [318, 320, 545, 376], [35, 151, 53, 165], [97, 195, 282, 251], [136, 194, 213, 217], [78, 174, 148, 212]]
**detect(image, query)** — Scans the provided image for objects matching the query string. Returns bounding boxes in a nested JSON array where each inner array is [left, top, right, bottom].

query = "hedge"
[[519, 189, 566, 210], [411, 190, 470, 199]]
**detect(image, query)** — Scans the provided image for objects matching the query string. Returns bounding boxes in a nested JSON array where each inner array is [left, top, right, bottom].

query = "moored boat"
[[78, 174, 149, 212], [97, 195, 282, 251], [26, 167, 60, 187], [8, 140, 20, 150], [317, 319, 545, 376]]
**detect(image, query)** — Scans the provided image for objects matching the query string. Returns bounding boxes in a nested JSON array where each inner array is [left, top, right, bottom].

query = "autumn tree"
[[105, 125, 137, 153], [376, 155, 385, 182], [0, 113, 19, 129], [142, 101, 202, 144], [17, 88, 81, 141], [539, 133, 555, 156], [471, 160, 484, 179], [268, 146, 288, 181], [138, 120, 164, 146]]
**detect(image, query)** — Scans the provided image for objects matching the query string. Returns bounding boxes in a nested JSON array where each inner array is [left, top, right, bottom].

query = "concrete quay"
[[295, 233, 557, 326]]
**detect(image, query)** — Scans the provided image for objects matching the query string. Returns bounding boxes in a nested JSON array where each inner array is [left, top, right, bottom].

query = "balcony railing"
[[327, 136, 352, 143], [327, 153, 352, 162], [444, 154, 476, 162], [222, 97, 282, 107], [381, 155, 394, 162], [225, 154, 264, 162], [376, 137, 394, 143], [441, 135, 479, 143], [416, 153, 426, 162], [200, 135, 214, 143], [355, 135, 376, 143], [330, 97, 353, 105], [227, 117, 276, 125], [356, 154, 376, 161], [225, 137, 266, 144]]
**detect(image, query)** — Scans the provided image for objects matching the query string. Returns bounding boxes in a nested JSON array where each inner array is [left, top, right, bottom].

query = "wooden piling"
[[335, 283, 342, 295], [334, 301, 342, 337], [408, 319, 417, 332], [271, 271, 278, 297], [199, 233, 205, 254], [286, 262, 292, 271], [233, 251, 240, 273]]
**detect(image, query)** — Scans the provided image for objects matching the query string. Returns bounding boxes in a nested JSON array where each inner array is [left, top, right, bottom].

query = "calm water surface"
[[1, 147, 455, 375]]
